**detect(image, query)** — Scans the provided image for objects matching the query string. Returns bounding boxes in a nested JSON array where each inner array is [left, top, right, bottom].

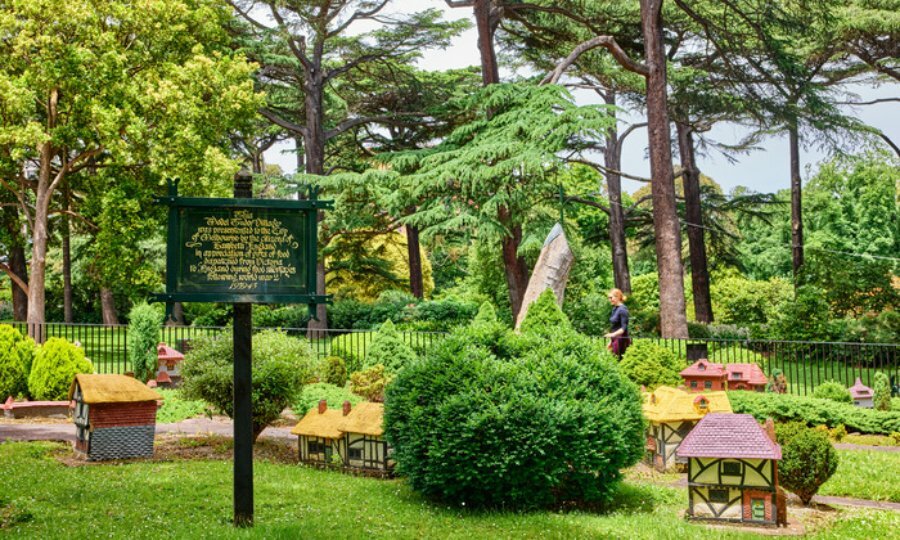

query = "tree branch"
[[0, 262, 28, 294], [259, 108, 308, 137], [328, 0, 390, 37], [541, 36, 649, 85]]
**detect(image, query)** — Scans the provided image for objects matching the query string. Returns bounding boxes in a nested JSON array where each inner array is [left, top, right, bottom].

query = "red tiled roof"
[[680, 360, 726, 378], [157, 344, 184, 362], [676, 413, 782, 460], [849, 377, 873, 398], [725, 363, 768, 386]]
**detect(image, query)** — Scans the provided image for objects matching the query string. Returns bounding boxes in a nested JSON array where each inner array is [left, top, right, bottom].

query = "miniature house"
[[676, 413, 782, 526], [642, 386, 732, 472], [69, 374, 163, 461], [849, 377, 874, 408], [155, 343, 185, 387], [292, 400, 347, 465], [681, 360, 768, 392]]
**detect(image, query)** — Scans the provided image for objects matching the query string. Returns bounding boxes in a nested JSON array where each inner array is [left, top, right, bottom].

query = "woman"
[[605, 288, 631, 356]]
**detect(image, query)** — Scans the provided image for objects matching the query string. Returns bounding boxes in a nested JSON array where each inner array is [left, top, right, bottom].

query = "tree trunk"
[[603, 90, 631, 293], [640, 0, 689, 338], [27, 142, 54, 339], [677, 122, 713, 323], [100, 287, 118, 325], [10, 245, 28, 321], [405, 224, 424, 299], [474, 0, 500, 85], [305, 74, 329, 334], [166, 302, 186, 326], [788, 121, 804, 285], [62, 180, 73, 323]]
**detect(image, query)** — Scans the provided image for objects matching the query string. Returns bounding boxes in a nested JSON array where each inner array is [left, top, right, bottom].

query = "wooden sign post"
[[153, 175, 331, 526]]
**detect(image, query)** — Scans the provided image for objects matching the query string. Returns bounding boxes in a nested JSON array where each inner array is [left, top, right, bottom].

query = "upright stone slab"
[[514, 223, 574, 329]]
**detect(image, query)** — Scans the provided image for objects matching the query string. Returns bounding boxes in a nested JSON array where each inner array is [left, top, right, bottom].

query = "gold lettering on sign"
[[186, 210, 299, 288]]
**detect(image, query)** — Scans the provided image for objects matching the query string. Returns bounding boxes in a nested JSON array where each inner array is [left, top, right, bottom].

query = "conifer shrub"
[[777, 425, 839, 505], [517, 289, 571, 337], [127, 303, 162, 382], [28, 338, 93, 401], [0, 325, 35, 399], [873, 372, 891, 411], [362, 320, 416, 374], [618, 340, 683, 389], [812, 380, 852, 404], [350, 364, 390, 402], [385, 299, 644, 509], [729, 391, 900, 434], [181, 330, 313, 441], [319, 356, 348, 387]]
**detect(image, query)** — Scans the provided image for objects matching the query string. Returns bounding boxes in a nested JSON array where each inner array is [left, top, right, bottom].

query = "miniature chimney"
[[318, 399, 327, 414], [342, 400, 352, 416], [764, 417, 777, 443]]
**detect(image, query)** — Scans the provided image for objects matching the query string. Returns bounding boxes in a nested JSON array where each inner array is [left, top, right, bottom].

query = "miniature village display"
[[849, 377, 874, 408], [676, 413, 783, 526], [154, 343, 185, 388], [681, 360, 768, 392], [642, 386, 732, 471], [70, 374, 163, 461]]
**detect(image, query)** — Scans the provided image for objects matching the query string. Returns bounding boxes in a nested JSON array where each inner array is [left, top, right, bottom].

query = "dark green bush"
[[873, 372, 891, 411], [362, 320, 417, 374], [0, 325, 35, 399], [127, 303, 162, 382], [181, 329, 314, 441], [28, 338, 93, 401], [319, 356, 347, 387], [812, 380, 852, 404], [769, 285, 833, 341], [618, 340, 683, 389], [384, 301, 644, 510], [729, 390, 900, 434], [294, 382, 362, 416], [778, 426, 839, 505]]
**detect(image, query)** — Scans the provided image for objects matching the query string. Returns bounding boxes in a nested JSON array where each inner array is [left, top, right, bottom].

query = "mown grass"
[[0, 442, 898, 539], [819, 449, 900, 502]]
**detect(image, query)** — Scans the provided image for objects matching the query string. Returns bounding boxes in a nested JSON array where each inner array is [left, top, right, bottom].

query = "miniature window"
[[722, 461, 742, 476], [677, 423, 693, 438], [690, 380, 698, 389], [696, 398, 708, 412], [698, 363, 706, 371], [732, 372, 743, 380], [704, 381, 712, 390], [308, 441, 321, 454], [348, 448, 363, 460], [708, 489, 729, 503]]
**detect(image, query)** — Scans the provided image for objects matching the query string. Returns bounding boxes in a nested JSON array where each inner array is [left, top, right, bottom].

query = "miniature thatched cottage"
[[291, 400, 347, 465], [69, 374, 162, 460], [292, 400, 393, 473]]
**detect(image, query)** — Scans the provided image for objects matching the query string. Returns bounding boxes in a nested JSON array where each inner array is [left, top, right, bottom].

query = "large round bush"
[[28, 338, 93, 400], [384, 302, 644, 509], [777, 425, 839, 505], [0, 325, 35, 399], [618, 340, 683, 389], [181, 329, 314, 440]]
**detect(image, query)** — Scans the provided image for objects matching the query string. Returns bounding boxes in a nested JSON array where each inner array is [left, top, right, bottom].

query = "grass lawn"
[[819, 449, 900, 502], [1, 442, 898, 539]]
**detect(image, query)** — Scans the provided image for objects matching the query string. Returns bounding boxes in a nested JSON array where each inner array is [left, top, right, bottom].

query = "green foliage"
[[181, 330, 314, 440], [710, 275, 791, 326], [0, 325, 34, 399], [154, 389, 206, 424], [328, 292, 479, 331], [767, 368, 788, 394], [518, 289, 572, 337], [778, 426, 839, 505], [363, 320, 417, 374], [729, 391, 900, 435], [294, 383, 362, 416], [769, 285, 834, 341], [127, 303, 161, 382], [813, 380, 852, 404], [319, 356, 348, 387], [329, 332, 374, 373], [27, 338, 93, 401], [384, 313, 644, 509], [619, 341, 683, 389], [350, 365, 390, 402], [873, 372, 891, 412]]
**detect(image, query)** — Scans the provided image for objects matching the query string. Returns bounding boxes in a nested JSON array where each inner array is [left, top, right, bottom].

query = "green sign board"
[[151, 182, 333, 307]]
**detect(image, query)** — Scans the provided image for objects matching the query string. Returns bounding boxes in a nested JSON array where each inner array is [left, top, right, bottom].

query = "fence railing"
[[6, 322, 896, 397]]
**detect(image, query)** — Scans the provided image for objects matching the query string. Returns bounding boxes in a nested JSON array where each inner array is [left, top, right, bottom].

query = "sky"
[[264, 1, 899, 196]]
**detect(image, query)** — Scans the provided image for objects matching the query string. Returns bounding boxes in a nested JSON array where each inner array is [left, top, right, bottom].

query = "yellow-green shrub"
[[28, 338, 93, 400]]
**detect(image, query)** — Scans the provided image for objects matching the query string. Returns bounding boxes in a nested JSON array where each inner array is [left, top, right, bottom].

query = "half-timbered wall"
[[687, 457, 777, 524], [689, 457, 775, 488], [345, 433, 391, 471], [298, 435, 344, 464], [648, 421, 695, 471]]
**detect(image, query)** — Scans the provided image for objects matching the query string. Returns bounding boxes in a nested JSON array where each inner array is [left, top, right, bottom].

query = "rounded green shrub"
[[385, 302, 644, 510], [181, 329, 314, 441], [362, 320, 416, 374], [350, 364, 390, 402], [518, 289, 572, 337], [0, 325, 35, 399], [127, 303, 162, 382], [28, 338, 93, 400], [329, 332, 374, 373], [873, 372, 891, 411], [295, 382, 362, 415], [319, 356, 348, 387], [778, 426, 839, 505], [812, 380, 852, 404], [618, 340, 683, 389]]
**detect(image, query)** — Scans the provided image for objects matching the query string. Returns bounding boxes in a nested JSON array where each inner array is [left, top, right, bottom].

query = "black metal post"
[[233, 170, 254, 527]]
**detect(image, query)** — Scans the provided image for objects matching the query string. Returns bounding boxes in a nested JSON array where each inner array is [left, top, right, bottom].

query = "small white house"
[[849, 377, 874, 408]]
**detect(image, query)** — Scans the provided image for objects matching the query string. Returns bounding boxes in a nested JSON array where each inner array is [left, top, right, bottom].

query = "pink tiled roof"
[[849, 377, 873, 398], [157, 344, 184, 362], [680, 360, 726, 378], [676, 413, 782, 460], [725, 363, 768, 386]]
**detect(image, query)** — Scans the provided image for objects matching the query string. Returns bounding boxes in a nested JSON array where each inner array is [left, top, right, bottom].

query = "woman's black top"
[[609, 304, 629, 336]]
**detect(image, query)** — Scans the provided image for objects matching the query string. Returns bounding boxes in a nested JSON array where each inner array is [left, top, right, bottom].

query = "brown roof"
[[69, 374, 163, 404], [291, 407, 344, 439], [676, 413, 781, 460], [338, 402, 384, 436]]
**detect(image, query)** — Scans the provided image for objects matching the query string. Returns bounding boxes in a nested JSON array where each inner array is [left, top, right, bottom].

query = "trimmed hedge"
[[812, 380, 852, 404], [619, 340, 683, 389], [28, 338, 93, 401], [729, 390, 900, 435], [0, 325, 35, 399]]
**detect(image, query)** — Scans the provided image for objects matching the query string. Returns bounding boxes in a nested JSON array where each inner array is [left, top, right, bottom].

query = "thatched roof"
[[642, 386, 731, 424], [291, 408, 344, 439], [338, 402, 384, 437], [69, 374, 163, 404]]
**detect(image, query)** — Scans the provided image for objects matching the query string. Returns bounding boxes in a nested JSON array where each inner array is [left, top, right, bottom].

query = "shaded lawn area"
[[819, 449, 900, 502], [1, 442, 899, 539]]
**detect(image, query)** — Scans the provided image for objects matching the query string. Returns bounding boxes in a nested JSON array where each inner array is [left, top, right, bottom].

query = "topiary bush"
[[517, 288, 572, 337], [777, 425, 839, 505], [0, 325, 35, 399], [294, 382, 362, 415], [319, 356, 348, 387], [28, 338, 93, 401], [618, 340, 683, 389], [385, 300, 644, 510], [127, 303, 162, 382], [181, 329, 314, 441], [329, 332, 374, 373], [873, 372, 891, 411], [350, 364, 390, 402], [362, 320, 416, 374], [812, 380, 852, 404]]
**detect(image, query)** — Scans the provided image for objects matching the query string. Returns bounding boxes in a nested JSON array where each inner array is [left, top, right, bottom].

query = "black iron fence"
[[5, 322, 896, 397]]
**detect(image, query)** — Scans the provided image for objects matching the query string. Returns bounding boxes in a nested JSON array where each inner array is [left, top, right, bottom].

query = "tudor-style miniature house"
[[676, 413, 782, 526], [69, 374, 163, 461], [642, 386, 732, 472], [155, 343, 185, 388], [292, 400, 346, 465], [681, 360, 768, 392], [849, 377, 874, 408]]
